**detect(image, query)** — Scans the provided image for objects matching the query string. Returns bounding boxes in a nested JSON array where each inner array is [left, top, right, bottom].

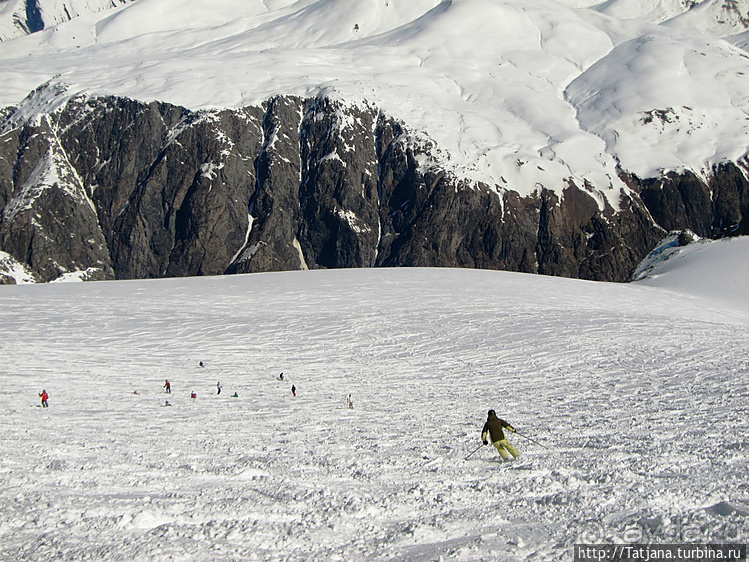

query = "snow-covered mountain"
[[0, 237, 746, 560], [2, 0, 748, 183], [0, 0, 747, 283], [0, 0, 133, 41]]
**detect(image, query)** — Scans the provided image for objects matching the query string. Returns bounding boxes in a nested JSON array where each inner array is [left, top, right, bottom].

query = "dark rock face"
[[0, 90, 743, 284], [228, 96, 307, 274], [372, 123, 663, 281], [0, 112, 114, 282], [24, 0, 45, 34], [299, 97, 381, 270], [624, 164, 749, 238]]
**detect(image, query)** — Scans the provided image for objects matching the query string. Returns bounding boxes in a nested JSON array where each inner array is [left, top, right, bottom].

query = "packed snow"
[[1, 237, 747, 560], [632, 233, 749, 315], [2, 0, 749, 206]]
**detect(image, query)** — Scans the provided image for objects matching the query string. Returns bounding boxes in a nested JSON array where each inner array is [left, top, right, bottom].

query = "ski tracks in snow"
[[0, 269, 747, 560]]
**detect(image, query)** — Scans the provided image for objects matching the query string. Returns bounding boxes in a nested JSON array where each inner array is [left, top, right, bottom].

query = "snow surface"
[[0, 239, 747, 560], [1, 0, 749, 206], [632, 234, 749, 315]]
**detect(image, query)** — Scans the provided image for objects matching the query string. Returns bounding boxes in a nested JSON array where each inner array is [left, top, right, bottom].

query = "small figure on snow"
[[191, 392, 197, 399], [216, 381, 222, 395], [164, 400, 172, 407], [39, 389, 49, 408], [481, 410, 519, 461], [164, 379, 171, 394], [279, 372, 284, 381], [291, 385, 296, 397], [348, 394, 354, 409], [232, 392, 239, 398], [199, 361, 204, 368]]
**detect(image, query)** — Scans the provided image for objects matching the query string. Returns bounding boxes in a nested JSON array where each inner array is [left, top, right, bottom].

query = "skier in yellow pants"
[[481, 409, 519, 461]]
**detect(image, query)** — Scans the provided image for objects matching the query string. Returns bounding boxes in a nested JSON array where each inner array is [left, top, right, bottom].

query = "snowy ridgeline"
[[3, 0, 749, 200], [0, 0, 134, 41], [0, 238, 747, 560]]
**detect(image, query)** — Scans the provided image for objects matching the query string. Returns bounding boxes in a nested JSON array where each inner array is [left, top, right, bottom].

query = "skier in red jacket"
[[39, 390, 49, 408]]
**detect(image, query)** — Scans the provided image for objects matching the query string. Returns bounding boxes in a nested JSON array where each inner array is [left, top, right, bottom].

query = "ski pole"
[[515, 431, 550, 450], [465, 443, 484, 460]]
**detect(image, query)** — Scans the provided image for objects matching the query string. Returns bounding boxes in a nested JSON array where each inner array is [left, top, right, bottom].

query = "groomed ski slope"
[[1, 238, 747, 561]]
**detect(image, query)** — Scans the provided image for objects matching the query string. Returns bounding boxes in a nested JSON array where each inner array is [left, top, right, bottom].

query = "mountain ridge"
[[1, 88, 676, 283], [0, 0, 133, 41], [0, 0, 748, 283]]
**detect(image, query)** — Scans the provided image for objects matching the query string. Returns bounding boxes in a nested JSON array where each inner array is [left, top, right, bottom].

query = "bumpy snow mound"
[[663, 0, 749, 35], [632, 234, 749, 315], [593, 0, 697, 22], [594, 0, 749, 32], [564, 29, 749, 180]]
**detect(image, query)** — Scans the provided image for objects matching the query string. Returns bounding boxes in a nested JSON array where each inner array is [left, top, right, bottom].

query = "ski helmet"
[[488, 409, 495, 416]]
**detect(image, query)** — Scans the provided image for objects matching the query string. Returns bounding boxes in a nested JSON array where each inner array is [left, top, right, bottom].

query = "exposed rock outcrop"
[[1, 90, 745, 284], [623, 164, 749, 238]]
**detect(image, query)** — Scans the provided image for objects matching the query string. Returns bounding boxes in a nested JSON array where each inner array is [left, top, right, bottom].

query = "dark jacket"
[[482, 412, 515, 443]]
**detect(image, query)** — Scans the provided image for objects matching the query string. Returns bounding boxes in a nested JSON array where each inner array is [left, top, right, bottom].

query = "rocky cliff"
[[0, 89, 746, 284]]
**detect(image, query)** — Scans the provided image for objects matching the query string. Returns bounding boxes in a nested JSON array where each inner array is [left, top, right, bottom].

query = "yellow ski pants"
[[492, 439, 519, 460]]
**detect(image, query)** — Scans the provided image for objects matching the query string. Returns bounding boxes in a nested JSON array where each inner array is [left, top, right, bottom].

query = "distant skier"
[[232, 392, 239, 398], [191, 392, 197, 399], [481, 410, 519, 461], [348, 394, 354, 409], [291, 385, 296, 397], [279, 373, 284, 381], [164, 379, 171, 394], [217, 382, 222, 395], [39, 389, 49, 408], [199, 361, 204, 368]]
